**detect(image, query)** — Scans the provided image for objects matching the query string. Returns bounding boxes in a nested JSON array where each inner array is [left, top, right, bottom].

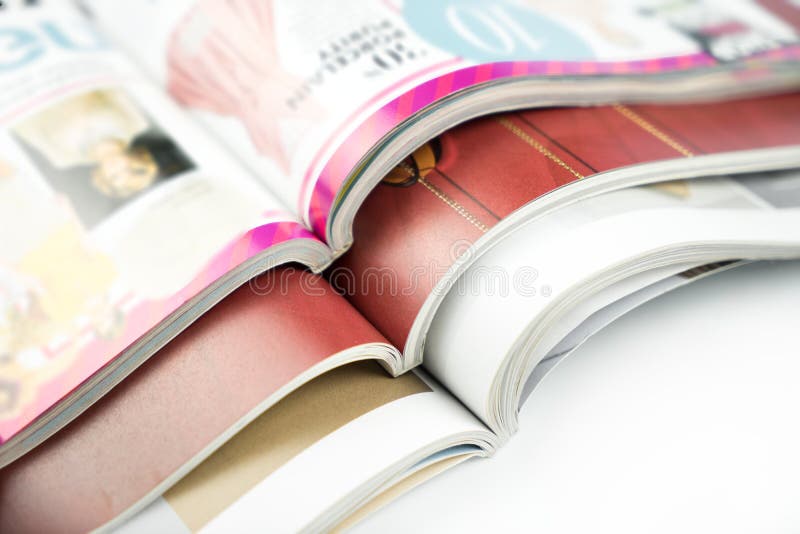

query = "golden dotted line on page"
[[613, 104, 695, 157], [496, 117, 585, 180], [396, 160, 490, 233], [417, 175, 490, 233]]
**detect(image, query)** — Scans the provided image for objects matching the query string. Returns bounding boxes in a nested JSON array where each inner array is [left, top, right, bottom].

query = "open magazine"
[[2, 1, 800, 529]]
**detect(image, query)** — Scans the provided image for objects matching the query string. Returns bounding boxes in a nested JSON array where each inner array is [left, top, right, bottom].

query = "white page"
[[352, 259, 800, 534], [424, 175, 800, 427]]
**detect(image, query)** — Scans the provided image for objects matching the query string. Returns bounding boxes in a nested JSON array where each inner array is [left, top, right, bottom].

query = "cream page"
[[113, 366, 493, 533]]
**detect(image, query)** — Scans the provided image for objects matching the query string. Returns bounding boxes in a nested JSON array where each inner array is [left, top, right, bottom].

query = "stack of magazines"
[[1, 1, 800, 532]]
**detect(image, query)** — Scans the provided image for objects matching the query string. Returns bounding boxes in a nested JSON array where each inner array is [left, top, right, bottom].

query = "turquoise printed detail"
[[403, 0, 593, 62]]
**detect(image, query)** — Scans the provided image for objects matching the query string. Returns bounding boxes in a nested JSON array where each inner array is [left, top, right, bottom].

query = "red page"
[[0, 267, 389, 533], [334, 93, 800, 348]]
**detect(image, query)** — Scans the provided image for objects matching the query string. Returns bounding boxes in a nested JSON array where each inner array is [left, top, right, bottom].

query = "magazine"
[[2, 1, 800, 531]]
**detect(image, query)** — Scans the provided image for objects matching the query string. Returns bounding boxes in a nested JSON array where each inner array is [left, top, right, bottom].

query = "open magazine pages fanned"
[[1, 2, 800, 523], [310, 46, 800, 244], [0, 268, 414, 532], [337, 93, 800, 354], [0, 221, 317, 441], [422, 170, 800, 438], [85, 0, 800, 249], [0, 3, 330, 459]]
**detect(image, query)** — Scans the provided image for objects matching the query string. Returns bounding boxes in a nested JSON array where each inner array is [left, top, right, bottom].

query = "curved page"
[[333, 94, 800, 351], [0, 267, 397, 533], [0, 3, 321, 452], [116, 367, 490, 533], [425, 171, 800, 431], [86, 0, 800, 243]]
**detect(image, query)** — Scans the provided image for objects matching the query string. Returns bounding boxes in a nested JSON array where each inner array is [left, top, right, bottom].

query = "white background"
[[354, 260, 800, 534]]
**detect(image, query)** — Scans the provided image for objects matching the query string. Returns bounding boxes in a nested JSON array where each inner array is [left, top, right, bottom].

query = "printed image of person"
[[12, 89, 195, 228], [167, 0, 325, 175]]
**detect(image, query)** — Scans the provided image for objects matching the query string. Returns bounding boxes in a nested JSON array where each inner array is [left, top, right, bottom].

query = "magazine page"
[[0, 267, 409, 533], [422, 170, 800, 434], [333, 93, 800, 352], [0, 4, 323, 456], [85, 0, 800, 244], [115, 366, 492, 534], [519, 260, 740, 400]]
